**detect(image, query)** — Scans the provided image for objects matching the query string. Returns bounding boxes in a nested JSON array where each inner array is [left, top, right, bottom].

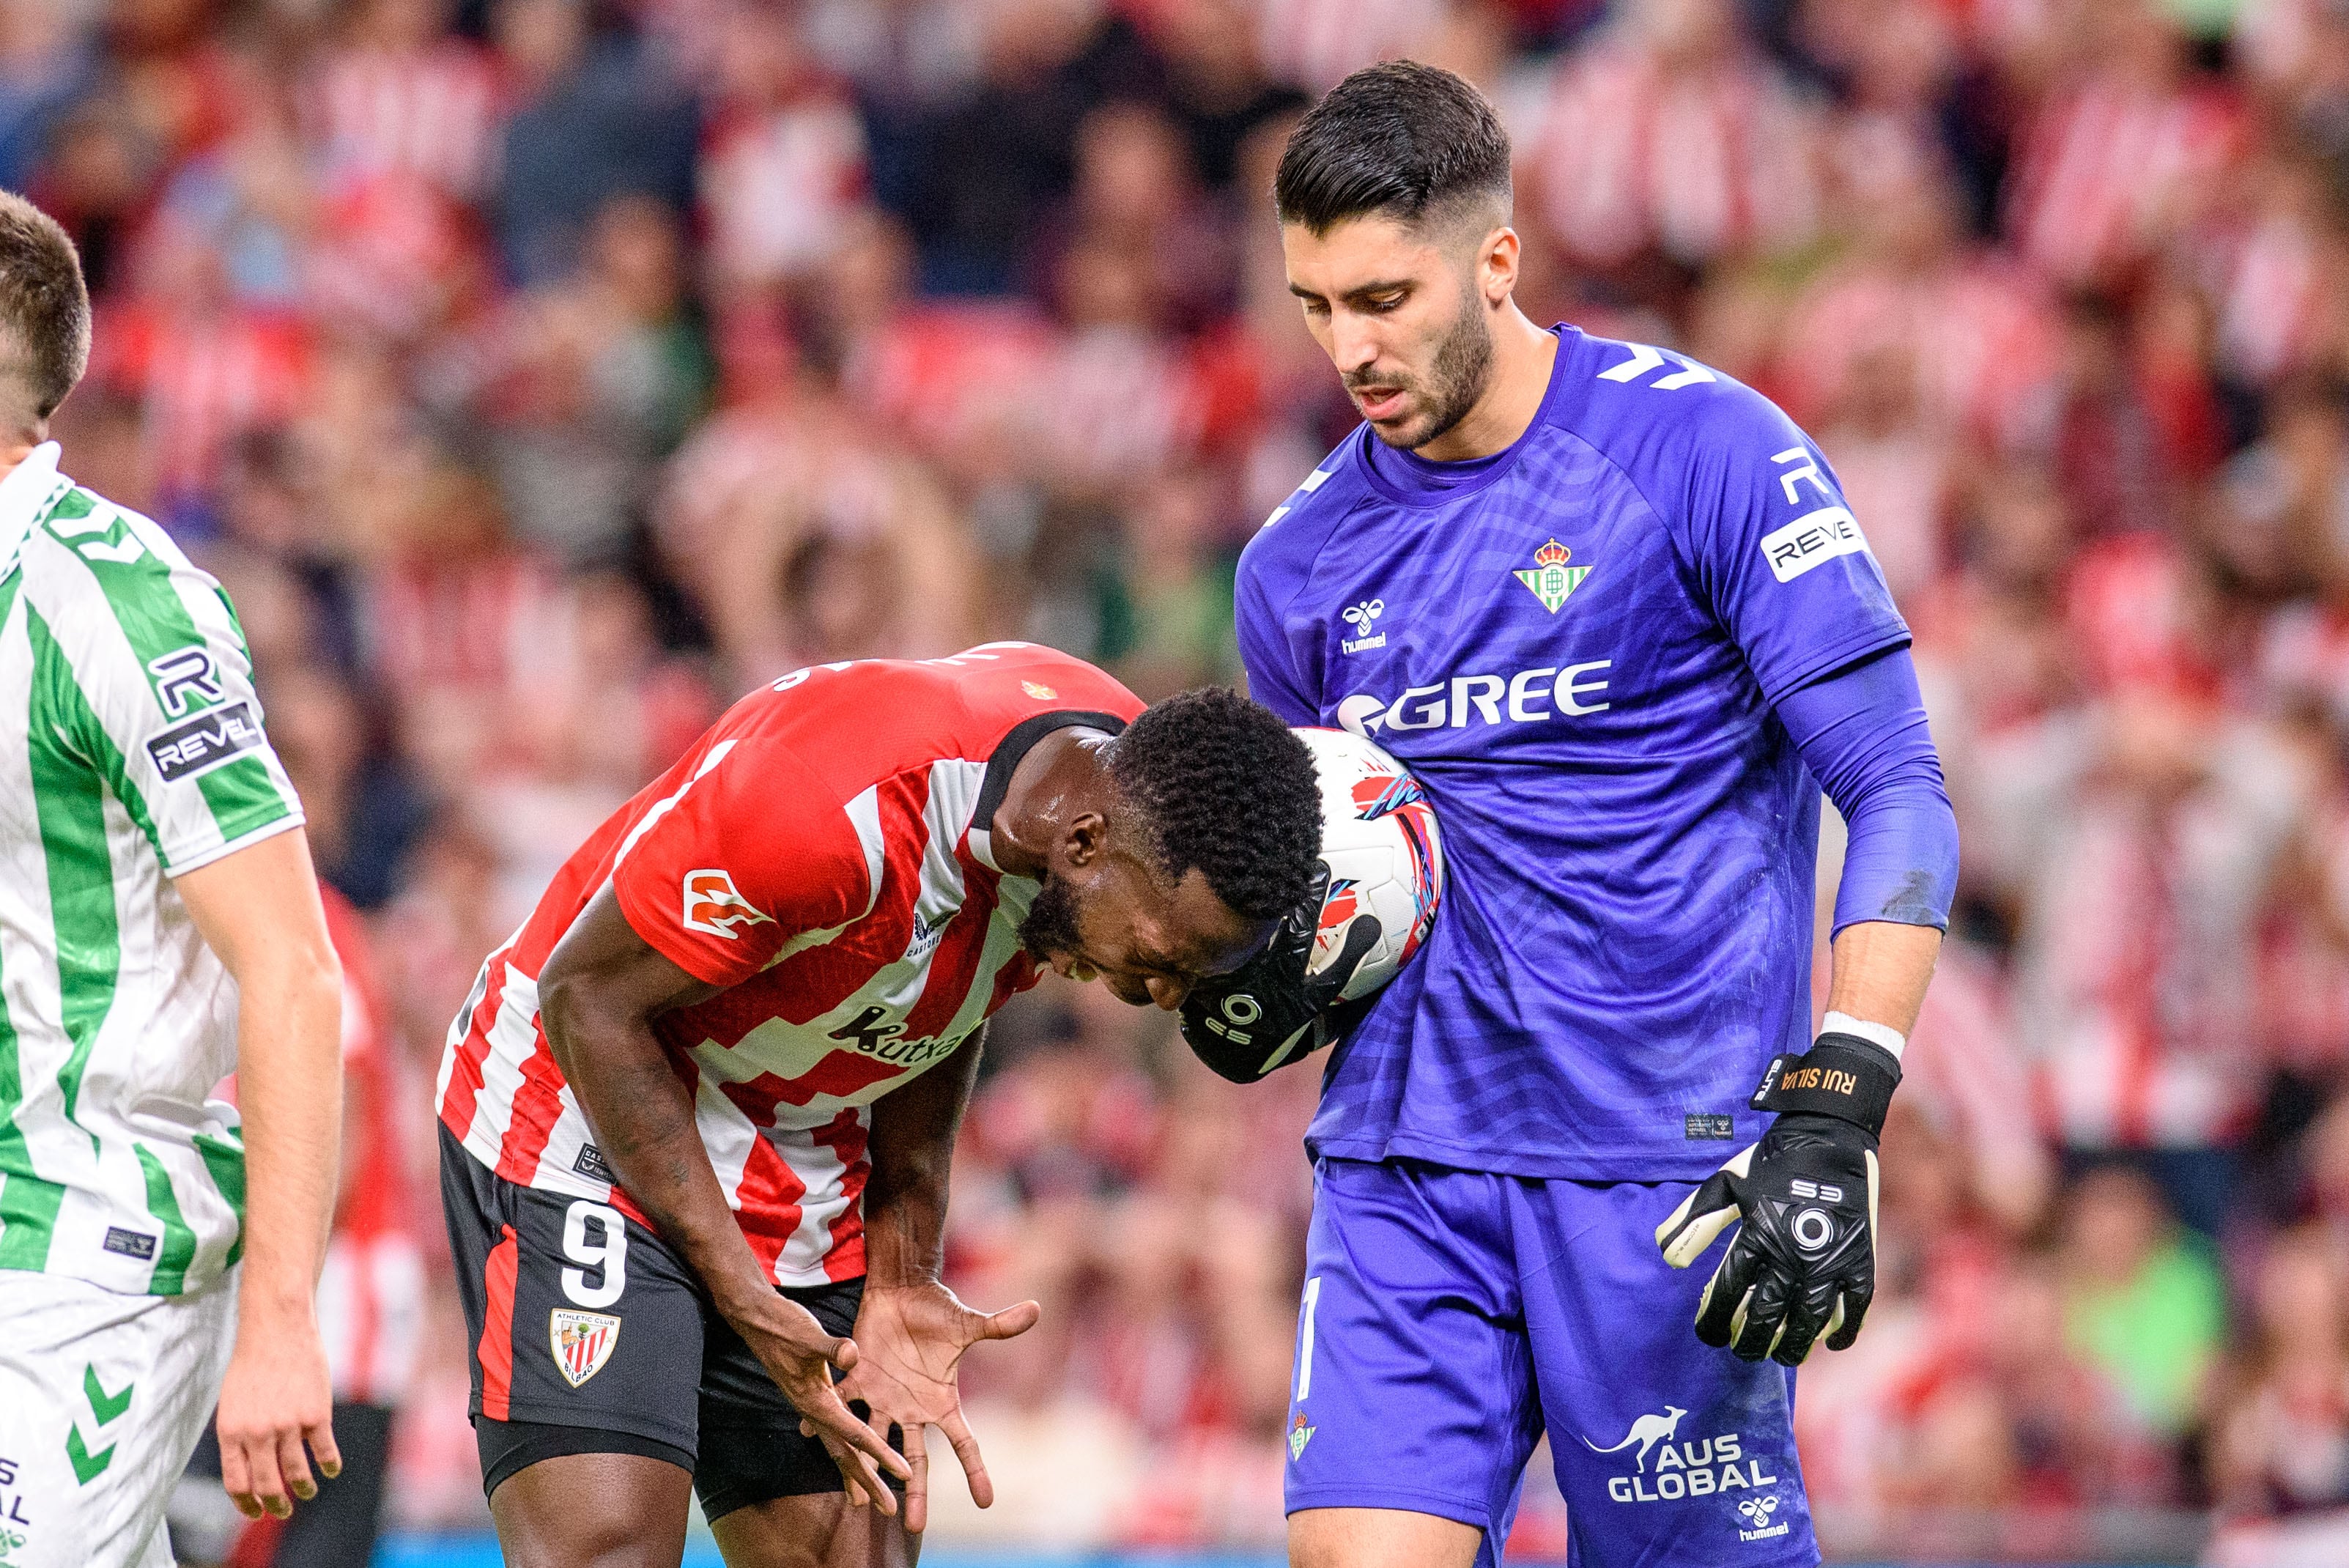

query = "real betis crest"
[[1513, 539, 1590, 613]]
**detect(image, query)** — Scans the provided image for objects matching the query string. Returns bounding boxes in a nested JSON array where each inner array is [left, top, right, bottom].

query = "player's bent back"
[[431, 644, 1328, 1551]]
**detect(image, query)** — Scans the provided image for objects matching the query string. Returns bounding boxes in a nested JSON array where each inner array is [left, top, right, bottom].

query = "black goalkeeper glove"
[[1178, 866, 1382, 1084], [1654, 1031, 1899, 1366]]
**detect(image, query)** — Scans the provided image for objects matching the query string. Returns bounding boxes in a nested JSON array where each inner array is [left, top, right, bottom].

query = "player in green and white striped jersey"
[[0, 195, 347, 1566]]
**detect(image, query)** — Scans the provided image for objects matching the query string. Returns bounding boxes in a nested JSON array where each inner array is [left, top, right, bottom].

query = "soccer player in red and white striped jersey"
[[434, 643, 1325, 1567]]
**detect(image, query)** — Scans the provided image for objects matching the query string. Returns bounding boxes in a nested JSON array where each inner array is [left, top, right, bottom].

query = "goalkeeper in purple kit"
[[1177, 64, 1960, 1568]]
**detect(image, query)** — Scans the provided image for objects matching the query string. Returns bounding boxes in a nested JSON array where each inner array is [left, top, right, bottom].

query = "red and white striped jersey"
[[317, 884, 425, 1408], [435, 644, 1144, 1286], [302, 40, 504, 201], [1254, 0, 1449, 92], [2005, 78, 2243, 286], [90, 303, 314, 500], [1523, 36, 1823, 270]]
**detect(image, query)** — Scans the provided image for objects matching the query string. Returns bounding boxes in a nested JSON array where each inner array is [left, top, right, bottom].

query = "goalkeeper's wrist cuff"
[[1750, 1031, 1902, 1138], [1821, 1010, 1906, 1062]]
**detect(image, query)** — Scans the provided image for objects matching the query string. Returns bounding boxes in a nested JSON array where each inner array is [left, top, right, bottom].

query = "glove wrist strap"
[[1749, 1031, 1901, 1138]]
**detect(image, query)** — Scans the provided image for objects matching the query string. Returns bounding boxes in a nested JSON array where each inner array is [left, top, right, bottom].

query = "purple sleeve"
[[1773, 646, 1958, 935], [1676, 388, 1911, 703]]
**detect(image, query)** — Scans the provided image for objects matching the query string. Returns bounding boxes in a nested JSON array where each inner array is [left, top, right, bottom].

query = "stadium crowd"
[[24, 0, 2349, 1557]]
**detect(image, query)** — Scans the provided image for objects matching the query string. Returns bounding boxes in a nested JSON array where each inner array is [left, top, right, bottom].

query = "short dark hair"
[[1110, 687, 1322, 921], [1274, 61, 1512, 236], [0, 192, 87, 425]]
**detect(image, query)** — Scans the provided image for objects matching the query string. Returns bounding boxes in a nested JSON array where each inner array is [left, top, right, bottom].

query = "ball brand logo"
[[681, 868, 774, 939], [1340, 599, 1386, 654], [1513, 539, 1592, 613]]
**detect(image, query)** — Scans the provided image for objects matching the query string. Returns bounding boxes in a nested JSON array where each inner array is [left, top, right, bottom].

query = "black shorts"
[[440, 1125, 895, 1521]]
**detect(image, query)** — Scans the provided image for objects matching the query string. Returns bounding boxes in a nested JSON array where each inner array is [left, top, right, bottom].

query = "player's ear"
[[1479, 225, 1519, 306], [1061, 809, 1110, 870]]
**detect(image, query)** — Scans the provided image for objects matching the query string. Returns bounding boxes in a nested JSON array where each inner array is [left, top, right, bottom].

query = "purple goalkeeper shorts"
[[1283, 1158, 1818, 1568]]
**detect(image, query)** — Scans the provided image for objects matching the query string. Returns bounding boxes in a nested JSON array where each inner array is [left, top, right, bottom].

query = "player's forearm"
[[539, 985, 777, 1316], [1824, 920, 1942, 1040], [1777, 649, 1960, 936], [861, 1029, 983, 1287], [234, 952, 344, 1316]]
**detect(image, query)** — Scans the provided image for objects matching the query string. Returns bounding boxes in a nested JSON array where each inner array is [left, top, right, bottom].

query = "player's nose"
[[1144, 975, 1191, 1011], [1329, 318, 1383, 377]]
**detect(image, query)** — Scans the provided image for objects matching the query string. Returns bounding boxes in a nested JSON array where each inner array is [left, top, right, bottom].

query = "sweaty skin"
[[717, 1028, 1036, 1568], [496, 721, 1269, 1567]]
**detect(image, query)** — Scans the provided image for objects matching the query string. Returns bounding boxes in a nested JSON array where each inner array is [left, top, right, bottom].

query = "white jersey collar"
[[0, 442, 67, 578]]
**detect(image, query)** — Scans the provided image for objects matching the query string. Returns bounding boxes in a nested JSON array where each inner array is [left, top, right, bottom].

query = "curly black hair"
[[1109, 687, 1322, 921]]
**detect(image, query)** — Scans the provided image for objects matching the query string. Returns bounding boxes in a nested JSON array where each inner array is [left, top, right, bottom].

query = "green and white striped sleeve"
[[21, 492, 303, 874]]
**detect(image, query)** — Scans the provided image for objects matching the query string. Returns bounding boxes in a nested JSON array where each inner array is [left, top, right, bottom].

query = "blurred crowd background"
[[32, 0, 2349, 1559]]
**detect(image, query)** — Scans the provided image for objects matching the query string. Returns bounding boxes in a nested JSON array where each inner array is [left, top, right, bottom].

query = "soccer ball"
[[1296, 728, 1445, 1002]]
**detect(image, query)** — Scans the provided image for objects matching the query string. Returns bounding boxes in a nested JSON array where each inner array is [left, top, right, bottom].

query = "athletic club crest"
[[1289, 1410, 1316, 1460], [1512, 539, 1591, 613], [550, 1309, 621, 1388]]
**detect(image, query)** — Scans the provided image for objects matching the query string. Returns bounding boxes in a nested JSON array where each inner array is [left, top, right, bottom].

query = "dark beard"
[[1366, 281, 1495, 451], [1017, 870, 1083, 963]]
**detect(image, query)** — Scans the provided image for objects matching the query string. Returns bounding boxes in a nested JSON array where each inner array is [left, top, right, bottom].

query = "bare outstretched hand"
[[819, 1279, 1040, 1533]]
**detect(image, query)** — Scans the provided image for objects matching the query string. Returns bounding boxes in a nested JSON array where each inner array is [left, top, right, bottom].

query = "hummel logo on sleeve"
[[146, 701, 263, 782]]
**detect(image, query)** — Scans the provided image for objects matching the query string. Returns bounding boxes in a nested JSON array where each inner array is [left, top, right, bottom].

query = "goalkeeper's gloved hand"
[[1654, 1030, 1899, 1366], [1177, 866, 1380, 1084]]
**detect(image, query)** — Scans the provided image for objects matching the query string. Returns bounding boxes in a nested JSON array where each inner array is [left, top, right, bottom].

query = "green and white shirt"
[[0, 443, 303, 1296]]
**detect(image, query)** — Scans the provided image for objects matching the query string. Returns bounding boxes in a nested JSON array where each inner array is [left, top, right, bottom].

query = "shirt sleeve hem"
[[612, 870, 754, 988], [162, 810, 305, 879], [1758, 626, 1913, 709]]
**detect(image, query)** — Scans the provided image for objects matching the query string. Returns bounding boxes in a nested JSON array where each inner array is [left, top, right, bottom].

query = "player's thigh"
[[1515, 1177, 1817, 1568], [0, 1268, 235, 1568], [1281, 1160, 1541, 1545], [1289, 1506, 1483, 1568], [489, 1450, 694, 1568], [708, 1490, 916, 1568], [442, 1125, 707, 1479], [692, 1277, 911, 1534]]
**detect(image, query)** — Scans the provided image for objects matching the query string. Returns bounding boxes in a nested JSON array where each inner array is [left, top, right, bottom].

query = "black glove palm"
[[1178, 868, 1380, 1084]]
